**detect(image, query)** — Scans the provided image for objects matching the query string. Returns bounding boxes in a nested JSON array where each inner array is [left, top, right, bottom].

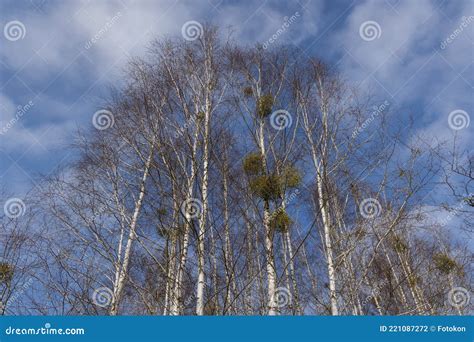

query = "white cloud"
[[0, 0, 471, 198], [0, 92, 74, 154]]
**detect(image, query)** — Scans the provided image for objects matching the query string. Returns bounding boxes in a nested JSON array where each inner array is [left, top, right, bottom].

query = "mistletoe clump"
[[269, 208, 292, 233], [0, 262, 13, 283], [391, 235, 408, 253], [244, 155, 301, 201], [433, 253, 458, 274], [256, 94, 274, 118], [249, 174, 282, 201], [243, 86, 253, 97], [281, 165, 301, 188], [196, 111, 205, 121], [243, 153, 264, 176]]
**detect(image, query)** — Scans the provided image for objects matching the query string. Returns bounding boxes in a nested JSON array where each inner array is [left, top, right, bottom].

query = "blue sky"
[[0, 0, 472, 199]]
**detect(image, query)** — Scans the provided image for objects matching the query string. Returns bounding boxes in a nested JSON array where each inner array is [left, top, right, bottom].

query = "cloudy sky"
[[0, 0, 472, 197]]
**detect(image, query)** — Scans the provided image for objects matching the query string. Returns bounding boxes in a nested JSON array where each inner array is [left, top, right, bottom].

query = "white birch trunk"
[[196, 94, 211, 315], [110, 145, 154, 315], [170, 124, 200, 315], [223, 167, 237, 314], [163, 188, 179, 315], [309, 141, 338, 315], [258, 120, 278, 315]]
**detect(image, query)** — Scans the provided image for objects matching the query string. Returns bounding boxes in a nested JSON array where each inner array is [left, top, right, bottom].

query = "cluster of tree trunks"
[[1, 26, 472, 316]]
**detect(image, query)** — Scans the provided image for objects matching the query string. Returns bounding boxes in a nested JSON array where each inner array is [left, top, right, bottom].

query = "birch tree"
[[10, 25, 471, 317]]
